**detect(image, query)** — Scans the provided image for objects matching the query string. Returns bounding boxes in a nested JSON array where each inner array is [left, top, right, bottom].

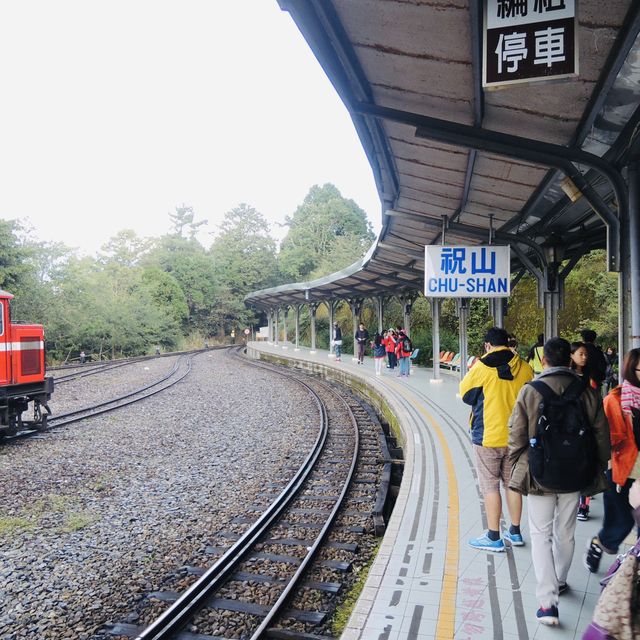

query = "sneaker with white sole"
[[536, 605, 559, 625], [502, 529, 525, 546], [468, 532, 505, 552]]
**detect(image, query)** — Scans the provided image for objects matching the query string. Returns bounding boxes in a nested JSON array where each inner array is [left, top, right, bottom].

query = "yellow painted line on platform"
[[388, 379, 459, 639], [417, 401, 459, 639]]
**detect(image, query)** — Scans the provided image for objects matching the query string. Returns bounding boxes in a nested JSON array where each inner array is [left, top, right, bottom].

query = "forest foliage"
[[2, 184, 619, 363]]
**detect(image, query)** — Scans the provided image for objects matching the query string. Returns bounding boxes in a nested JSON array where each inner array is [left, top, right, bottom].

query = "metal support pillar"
[[619, 266, 632, 362], [282, 307, 288, 347], [489, 298, 505, 328], [543, 289, 561, 340], [327, 299, 339, 356], [309, 303, 318, 353], [399, 292, 418, 335], [626, 161, 640, 350], [539, 259, 575, 340], [375, 296, 385, 334], [431, 299, 442, 383], [294, 305, 300, 351], [404, 301, 411, 335], [349, 298, 364, 357], [267, 311, 273, 343], [458, 298, 469, 379], [274, 308, 279, 345]]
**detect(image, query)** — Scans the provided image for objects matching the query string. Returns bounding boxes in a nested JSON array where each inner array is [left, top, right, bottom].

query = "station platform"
[[246, 340, 620, 640]]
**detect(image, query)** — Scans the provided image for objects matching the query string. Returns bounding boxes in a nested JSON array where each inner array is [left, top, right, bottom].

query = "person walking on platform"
[[355, 322, 369, 365], [604, 346, 619, 394], [570, 341, 593, 521], [460, 327, 534, 552], [527, 333, 544, 375], [584, 348, 640, 574], [508, 338, 609, 626], [580, 328, 608, 391], [332, 322, 343, 362]]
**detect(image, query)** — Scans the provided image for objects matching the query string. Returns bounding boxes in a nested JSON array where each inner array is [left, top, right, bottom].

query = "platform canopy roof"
[[246, 1, 640, 310]]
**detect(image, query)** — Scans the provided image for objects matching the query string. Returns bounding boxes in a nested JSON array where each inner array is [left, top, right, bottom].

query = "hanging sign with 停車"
[[483, 0, 578, 89], [424, 245, 511, 298]]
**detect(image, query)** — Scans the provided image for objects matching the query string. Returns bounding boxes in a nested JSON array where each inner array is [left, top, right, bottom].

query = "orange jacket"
[[604, 386, 639, 486]]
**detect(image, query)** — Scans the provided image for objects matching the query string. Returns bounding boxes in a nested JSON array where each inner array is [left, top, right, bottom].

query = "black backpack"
[[402, 336, 412, 352], [528, 376, 597, 492]]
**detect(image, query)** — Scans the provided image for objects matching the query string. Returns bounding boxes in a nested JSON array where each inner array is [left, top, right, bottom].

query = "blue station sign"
[[424, 245, 511, 298]]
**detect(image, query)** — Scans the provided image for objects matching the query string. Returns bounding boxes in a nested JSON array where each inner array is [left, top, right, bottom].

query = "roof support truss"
[[353, 102, 625, 272]]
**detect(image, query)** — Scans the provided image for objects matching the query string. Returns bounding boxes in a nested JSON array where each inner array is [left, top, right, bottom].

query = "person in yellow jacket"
[[460, 327, 534, 551], [527, 333, 545, 374]]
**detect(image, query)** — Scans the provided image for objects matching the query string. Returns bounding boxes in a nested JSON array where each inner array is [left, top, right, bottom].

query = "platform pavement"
[[246, 340, 627, 640]]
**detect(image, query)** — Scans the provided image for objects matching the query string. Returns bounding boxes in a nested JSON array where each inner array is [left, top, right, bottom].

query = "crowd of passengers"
[[331, 322, 415, 377], [331, 322, 636, 634], [329, 319, 637, 633], [459, 326, 638, 636]]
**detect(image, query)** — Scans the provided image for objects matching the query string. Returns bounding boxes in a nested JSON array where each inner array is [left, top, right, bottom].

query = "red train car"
[[0, 290, 53, 435]]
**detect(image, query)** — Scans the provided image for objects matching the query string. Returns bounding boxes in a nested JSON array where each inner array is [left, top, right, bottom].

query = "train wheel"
[[34, 402, 48, 432]]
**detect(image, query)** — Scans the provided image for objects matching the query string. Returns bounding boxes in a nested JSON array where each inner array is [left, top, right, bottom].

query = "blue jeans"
[[399, 356, 410, 375], [598, 472, 639, 553], [334, 343, 341, 359]]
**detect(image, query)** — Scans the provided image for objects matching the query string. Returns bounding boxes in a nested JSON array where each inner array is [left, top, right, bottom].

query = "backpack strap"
[[561, 377, 588, 401], [529, 376, 586, 406], [528, 379, 557, 404]]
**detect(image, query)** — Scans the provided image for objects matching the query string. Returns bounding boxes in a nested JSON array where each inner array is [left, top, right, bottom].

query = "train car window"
[[0, 302, 4, 336]]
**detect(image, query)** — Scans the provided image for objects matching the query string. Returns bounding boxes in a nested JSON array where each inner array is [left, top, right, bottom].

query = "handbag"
[[582, 537, 640, 640]]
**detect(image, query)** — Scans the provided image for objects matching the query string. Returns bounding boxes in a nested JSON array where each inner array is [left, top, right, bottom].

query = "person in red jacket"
[[384, 329, 397, 372], [395, 329, 412, 377], [585, 348, 640, 573]]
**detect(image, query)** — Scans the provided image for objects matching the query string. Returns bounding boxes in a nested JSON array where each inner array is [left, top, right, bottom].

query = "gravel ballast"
[[0, 349, 319, 640]]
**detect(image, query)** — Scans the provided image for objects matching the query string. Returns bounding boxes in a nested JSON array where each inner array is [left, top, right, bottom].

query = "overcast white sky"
[[0, 1, 380, 255]]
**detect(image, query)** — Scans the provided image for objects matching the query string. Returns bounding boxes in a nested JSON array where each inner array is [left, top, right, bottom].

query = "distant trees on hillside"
[[1, 184, 620, 362]]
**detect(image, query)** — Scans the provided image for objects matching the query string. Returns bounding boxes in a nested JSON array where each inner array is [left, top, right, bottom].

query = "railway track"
[[53, 359, 142, 384], [103, 351, 398, 640], [52, 347, 218, 384], [3, 354, 194, 442]]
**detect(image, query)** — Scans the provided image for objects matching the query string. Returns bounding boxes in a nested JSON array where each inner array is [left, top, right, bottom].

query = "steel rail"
[[5, 356, 193, 441], [51, 357, 184, 422], [134, 355, 329, 640], [54, 360, 136, 384], [48, 346, 215, 374], [250, 372, 360, 639]]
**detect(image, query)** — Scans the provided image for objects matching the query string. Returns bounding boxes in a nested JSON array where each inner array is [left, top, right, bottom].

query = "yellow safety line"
[[389, 380, 459, 639]]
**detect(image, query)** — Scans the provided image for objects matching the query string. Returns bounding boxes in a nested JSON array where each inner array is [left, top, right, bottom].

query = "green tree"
[[504, 274, 544, 354], [141, 267, 190, 327], [560, 250, 618, 346], [169, 204, 208, 239], [211, 203, 279, 295], [0, 220, 30, 292], [144, 234, 217, 331], [98, 229, 150, 267], [279, 184, 374, 281]]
